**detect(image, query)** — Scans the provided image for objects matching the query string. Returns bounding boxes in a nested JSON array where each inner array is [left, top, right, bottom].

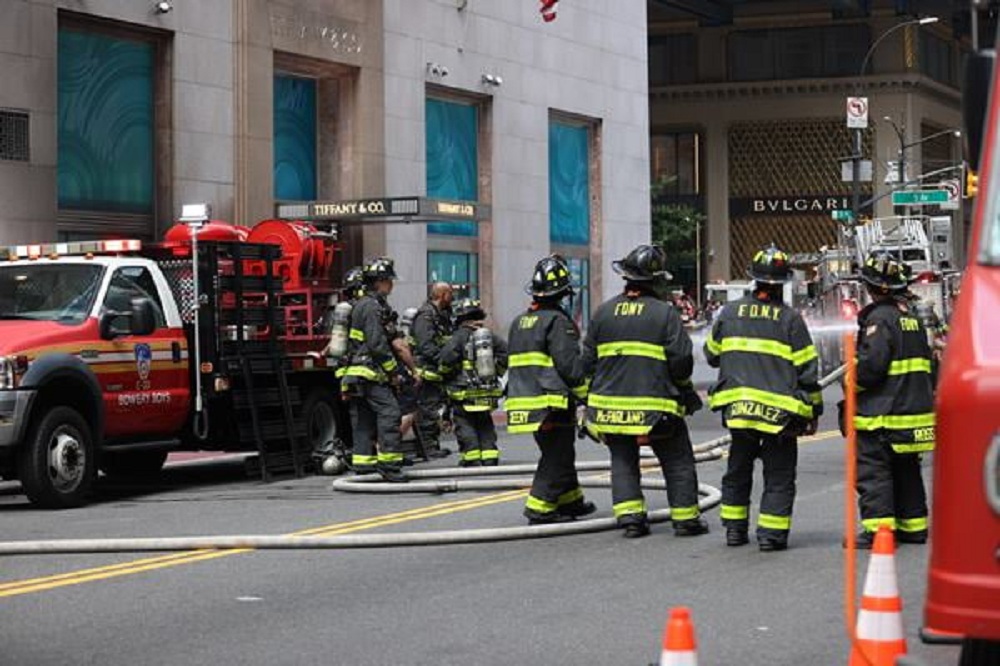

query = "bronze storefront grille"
[[728, 119, 873, 276]]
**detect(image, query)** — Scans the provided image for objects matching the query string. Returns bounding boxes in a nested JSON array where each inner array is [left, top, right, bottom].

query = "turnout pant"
[[524, 411, 586, 518], [856, 430, 928, 536], [349, 381, 404, 471], [416, 381, 446, 452], [453, 406, 499, 465], [721, 429, 797, 542], [605, 417, 701, 527]]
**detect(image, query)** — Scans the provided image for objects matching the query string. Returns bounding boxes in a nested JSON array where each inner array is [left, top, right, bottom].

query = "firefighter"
[[505, 255, 595, 524], [439, 298, 508, 467], [581, 245, 708, 539], [411, 282, 456, 460], [704, 245, 821, 552], [340, 257, 407, 483], [852, 252, 935, 548]]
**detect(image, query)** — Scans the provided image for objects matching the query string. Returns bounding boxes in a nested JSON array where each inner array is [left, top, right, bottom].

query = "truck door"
[[99, 265, 191, 439]]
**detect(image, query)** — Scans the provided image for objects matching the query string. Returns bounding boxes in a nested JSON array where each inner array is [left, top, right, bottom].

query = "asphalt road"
[[0, 394, 961, 666]]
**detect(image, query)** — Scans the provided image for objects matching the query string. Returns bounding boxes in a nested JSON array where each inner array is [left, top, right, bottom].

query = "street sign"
[[832, 210, 854, 222], [884, 161, 908, 185], [841, 160, 872, 182], [938, 179, 961, 210], [891, 190, 949, 206], [846, 97, 869, 129]]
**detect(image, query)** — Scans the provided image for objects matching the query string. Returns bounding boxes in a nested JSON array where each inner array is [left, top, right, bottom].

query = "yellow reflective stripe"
[[462, 360, 474, 370], [792, 345, 818, 366], [705, 334, 722, 356], [758, 513, 791, 530], [891, 442, 935, 453], [508, 422, 541, 434], [351, 454, 377, 465], [671, 506, 699, 521], [342, 366, 383, 381], [509, 352, 554, 368], [597, 341, 667, 361], [716, 337, 793, 361], [613, 499, 647, 517], [588, 423, 652, 435], [897, 517, 928, 532], [862, 517, 896, 532], [381, 358, 398, 372], [335, 367, 347, 378], [558, 488, 584, 505], [460, 450, 482, 462], [416, 367, 443, 381], [809, 391, 823, 406], [349, 328, 365, 342], [526, 495, 557, 513], [709, 387, 812, 418], [377, 452, 404, 463], [480, 449, 500, 461], [571, 380, 589, 400], [588, 394, 680, 412], [888, 358, 932, 375], [725, 418, 785, 434], [720, 504, 749, 521], [854, 413, 935, 430], [504, 395, 569, 411]]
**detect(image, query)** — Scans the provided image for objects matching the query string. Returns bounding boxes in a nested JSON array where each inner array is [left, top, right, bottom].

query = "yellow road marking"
[[0, 489, 528, 599]]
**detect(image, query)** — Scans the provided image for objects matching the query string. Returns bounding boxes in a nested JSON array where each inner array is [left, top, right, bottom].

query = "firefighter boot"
[[525, 509, 575, 525], [558, 500, 597, 518], [673, 518, 710, 537], [377, 466, 408, 483], [622, 517, 651, 539], [758, 538, 788, 552], [843, 530, 876, 550], [726, 527, 750, 547]]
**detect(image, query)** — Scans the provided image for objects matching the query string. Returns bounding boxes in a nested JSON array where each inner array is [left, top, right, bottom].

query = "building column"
[[704, 120, 730, 281]]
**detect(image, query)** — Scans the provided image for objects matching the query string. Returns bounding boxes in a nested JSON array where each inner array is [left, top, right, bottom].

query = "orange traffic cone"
[[660, 606, 698, 666], [849, 525, 907, 665]]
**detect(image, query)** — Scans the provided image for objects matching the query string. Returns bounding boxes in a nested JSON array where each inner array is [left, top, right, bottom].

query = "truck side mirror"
[[963, 49, 996, 171], [130, 298, 157, 336]]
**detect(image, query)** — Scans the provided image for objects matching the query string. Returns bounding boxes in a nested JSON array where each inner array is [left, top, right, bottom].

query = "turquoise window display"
[[57, 29, 154, 214], [428, 251, 478, 298], [426, 99, 478, 236], [274, 75, 318, 201], [549, 122, 590, 245]]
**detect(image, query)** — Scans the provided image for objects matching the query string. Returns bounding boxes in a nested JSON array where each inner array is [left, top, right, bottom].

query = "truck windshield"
[[0, 264, 104, 324]]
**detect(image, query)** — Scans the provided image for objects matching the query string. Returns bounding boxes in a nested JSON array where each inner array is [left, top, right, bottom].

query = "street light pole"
[[852, 16, 939, 225]]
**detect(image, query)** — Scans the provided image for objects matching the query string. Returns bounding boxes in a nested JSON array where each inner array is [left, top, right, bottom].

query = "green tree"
[[650, 179, 704, 291]]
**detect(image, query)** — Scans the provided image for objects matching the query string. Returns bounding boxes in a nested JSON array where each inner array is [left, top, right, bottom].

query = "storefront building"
[[0, 0, 650, 326]]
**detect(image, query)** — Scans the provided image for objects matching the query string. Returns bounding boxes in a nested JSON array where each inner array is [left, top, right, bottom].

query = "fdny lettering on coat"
[[508, 411, 530, 425], [899, 317, 919, 332], [613, 302, 645, 317], [593, 409, 645, 425], [736, 303, 782, 321], [518, 315, 539, 330]]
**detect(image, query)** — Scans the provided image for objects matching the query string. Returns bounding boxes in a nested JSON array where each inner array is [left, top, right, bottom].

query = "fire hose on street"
[[0, 366, 846, 556]]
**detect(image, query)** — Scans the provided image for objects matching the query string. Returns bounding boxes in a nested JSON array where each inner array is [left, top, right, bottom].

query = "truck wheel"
[[302, 389, 339, 453], [959, 639, 1000, 666], [99, 450, 169, 479], [17, 406, 95, 509]]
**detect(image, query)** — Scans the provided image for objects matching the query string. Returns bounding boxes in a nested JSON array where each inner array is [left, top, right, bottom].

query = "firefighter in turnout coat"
[[439, 298, 508, 466], [505, 255, 595, 524], [411, 282, 455, 459], [705, 245, 822, 552], [340, 257, 407, 483], [581, 245, 709, 539], [852, 252, 936, 548]]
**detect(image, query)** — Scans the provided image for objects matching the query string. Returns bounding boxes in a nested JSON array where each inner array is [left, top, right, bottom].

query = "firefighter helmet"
[[453, 297, 486, 324], [747, 244, 792, 284], [612, 244, 672, 282], [861, 252, 909, 292], [343, 266, 364, 290], [362, 256, 397, 283], [528, 255, 575, 299]]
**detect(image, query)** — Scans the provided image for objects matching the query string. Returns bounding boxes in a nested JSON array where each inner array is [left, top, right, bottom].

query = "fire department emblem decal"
[[135, 343, 152, 390]]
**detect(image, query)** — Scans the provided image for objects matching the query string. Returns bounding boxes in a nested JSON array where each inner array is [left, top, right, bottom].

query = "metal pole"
[[695, 220, 702, 308], [852, 128, 862, 225]]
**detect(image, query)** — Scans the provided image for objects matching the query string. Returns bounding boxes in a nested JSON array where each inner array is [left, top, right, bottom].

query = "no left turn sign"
[[847, 97, 869, 129]]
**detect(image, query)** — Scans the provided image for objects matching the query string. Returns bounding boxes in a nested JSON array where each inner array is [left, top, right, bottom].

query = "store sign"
[[730, 196, 851, 216], [270, 9, 362, 56]]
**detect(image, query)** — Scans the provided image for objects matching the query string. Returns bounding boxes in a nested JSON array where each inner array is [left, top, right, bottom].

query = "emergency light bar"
[[0, 239, 142, 261]]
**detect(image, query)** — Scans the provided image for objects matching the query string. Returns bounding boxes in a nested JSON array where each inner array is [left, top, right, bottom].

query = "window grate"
[[0, 110, 30, 162]]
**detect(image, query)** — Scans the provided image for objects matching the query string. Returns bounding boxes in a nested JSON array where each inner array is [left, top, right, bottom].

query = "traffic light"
[[965, 167, 979, 198]]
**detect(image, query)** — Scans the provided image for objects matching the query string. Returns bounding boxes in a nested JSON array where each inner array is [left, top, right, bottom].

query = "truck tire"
[[959, 639, 1000, 666], [99, 450, 169, 479], [302, 388, 339, 454], [17, 406, 95, 509]]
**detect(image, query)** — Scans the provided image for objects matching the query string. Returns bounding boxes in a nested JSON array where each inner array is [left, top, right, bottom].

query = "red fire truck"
[[0, 197, 486, 508], [921, 41, 1000, 664]]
